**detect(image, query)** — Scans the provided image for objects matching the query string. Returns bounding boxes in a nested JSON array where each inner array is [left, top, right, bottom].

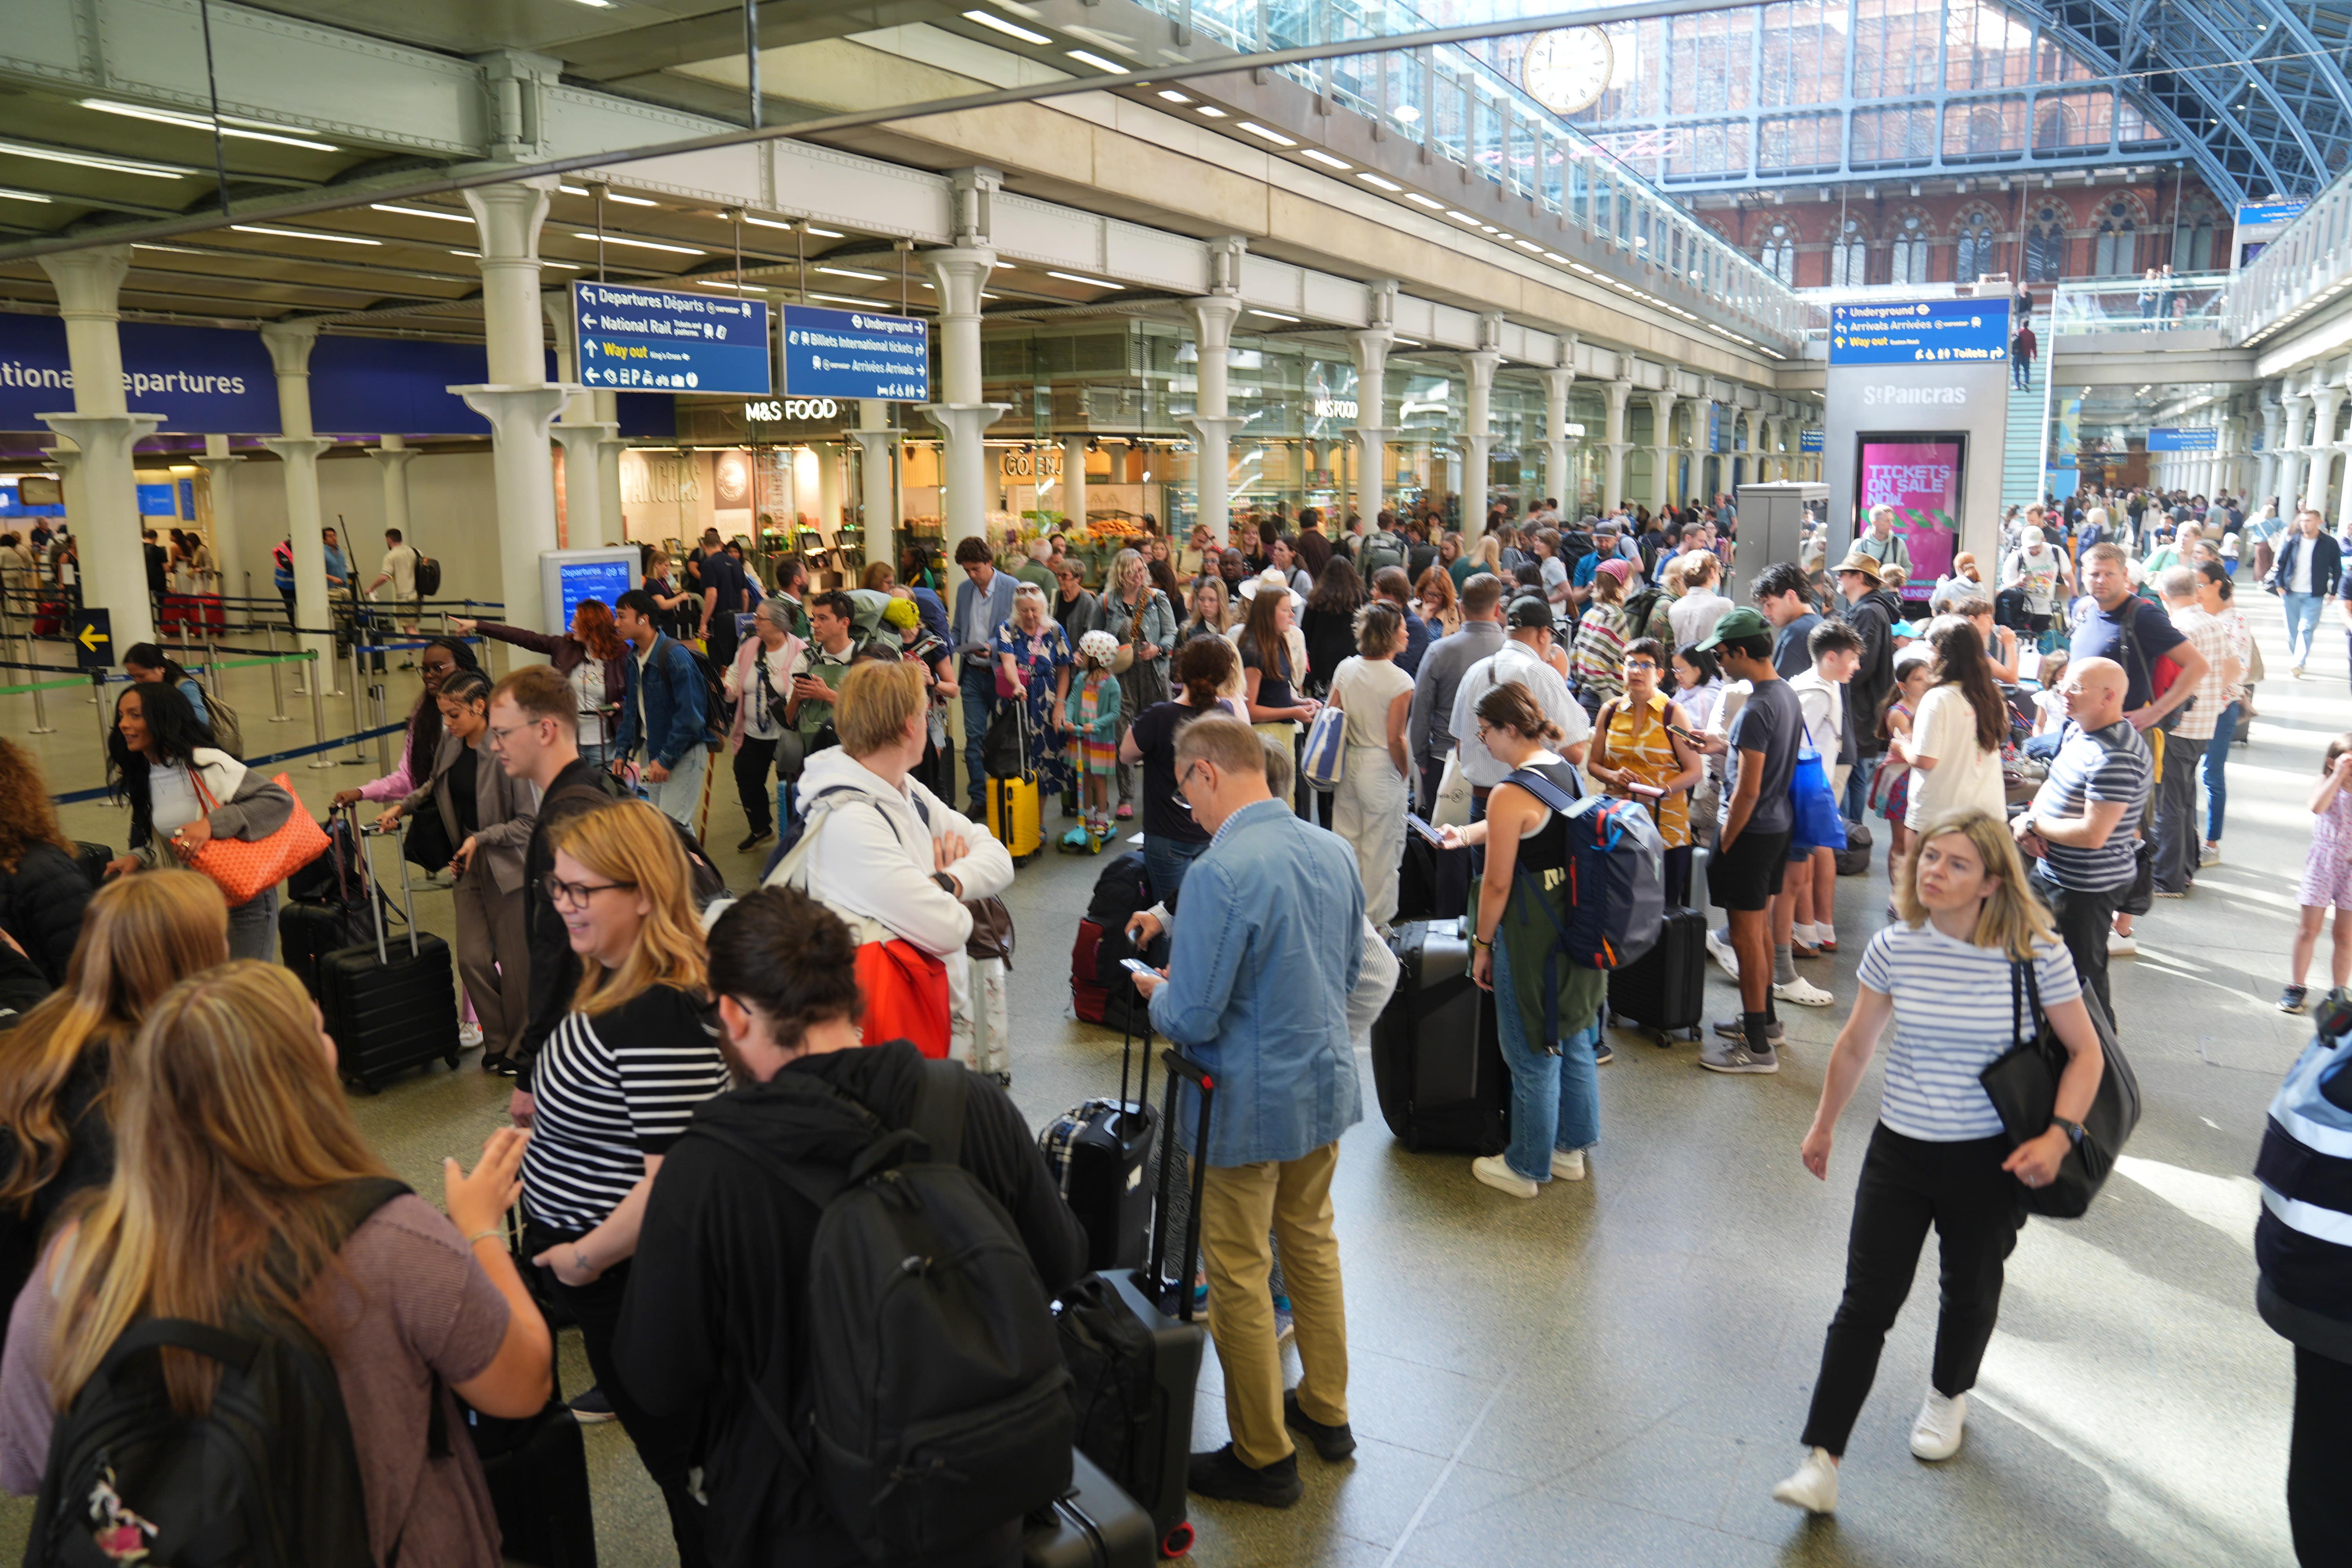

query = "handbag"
[[1301, 702, 1347, 792], [1788, 746, 1847, 852], [1978, 958, 2142, 1218], [965, 895, 1016, 964], [403, 802, 455, 877], [1430, 749, 1473, 830], [181, 768, 330, 906], [856, 938, 953, 1058], [982, 702, 1030, 780]]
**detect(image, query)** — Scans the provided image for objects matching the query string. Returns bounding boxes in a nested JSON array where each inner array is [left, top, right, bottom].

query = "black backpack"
[[682, 641, 730, 753], [688, 1062, 1074, 1561], [412, 552, 441, 598], [27, 1179, 410, 1568]]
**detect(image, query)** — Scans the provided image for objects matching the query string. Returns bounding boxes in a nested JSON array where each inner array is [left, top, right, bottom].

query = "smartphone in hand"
[[1120, 958, 1158, 976], [1405, 812, 1445, 844]]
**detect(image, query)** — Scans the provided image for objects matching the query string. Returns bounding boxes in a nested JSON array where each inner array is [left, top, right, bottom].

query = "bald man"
[[2014, 655, 2151, 1016]]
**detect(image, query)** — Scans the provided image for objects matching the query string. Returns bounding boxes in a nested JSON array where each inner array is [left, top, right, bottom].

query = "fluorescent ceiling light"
[[78, 99, 338, 151], [811, 291, 910, 309], [450, 248, 478, 258], [1238, 122, 1297, 147], [805, 226, 844, 238], [1542, 251, 1568, 264], [370, 203, 470, 223], [697, 281, 766, 292], [1249, 308, 1301, 322], [1195, 105, 1227, 118], [1301, 150, 1350, 170], [1480, 225, 1499, 234], [742, 215, 796, 230], [1157, 89, 1191, 103], [569, 0, 611, 7], [1066, 50, 1126, 73], [572, 232, 705, 255], [963, 9, 1051, 44], [1049, 270, 1121, 289], [1445, 210, 1479, 223], [560, 184, 591, 196], [604, 192, 658, 207], [231, 223, 379, 245], [1392, 336, 1422, 347], [1357, 172, 1402, 192], [132, 242, 201, 253], [0, 188, 51, 203], [543, 260, 583, 270], [817, 265, 889, 280], [1405, 192, 1443, 209], [1514, 239, 1542, 251], [0, 139, 181, 178]]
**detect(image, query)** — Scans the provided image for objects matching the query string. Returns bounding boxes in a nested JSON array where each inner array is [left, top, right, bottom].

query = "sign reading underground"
[[572, 282, 771, 394], [1828, 299, 2010, 367], [780, 304, 929, 402]]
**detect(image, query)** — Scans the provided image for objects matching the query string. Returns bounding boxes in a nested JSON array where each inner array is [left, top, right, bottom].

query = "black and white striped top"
[[519, 984, 728, 1234]]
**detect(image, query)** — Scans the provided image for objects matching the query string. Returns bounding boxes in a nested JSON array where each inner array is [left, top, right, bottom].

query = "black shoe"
[[1591, 1037, 1615, 1066], [480, 1051, 518, 1078], [737, 827, 774, 853], [1187, 1444, 1301, 1507], [1283, 1390, 1356, 1462], [567, 1385, 617, 1424]]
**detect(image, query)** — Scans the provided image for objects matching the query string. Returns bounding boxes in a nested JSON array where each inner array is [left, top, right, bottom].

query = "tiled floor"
[[0, 593, 2319, 1567]]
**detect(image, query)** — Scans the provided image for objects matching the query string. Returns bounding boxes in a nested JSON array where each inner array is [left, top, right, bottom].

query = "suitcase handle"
[[348, 804, 423, 962], [1139, 1046, 1214, 1323]]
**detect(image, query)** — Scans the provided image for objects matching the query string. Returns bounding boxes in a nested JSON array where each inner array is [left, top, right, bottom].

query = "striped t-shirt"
[[2030, 719, 2151, 893], [1856, 924, 2083, 1141], [520, 984, 728, 1234]]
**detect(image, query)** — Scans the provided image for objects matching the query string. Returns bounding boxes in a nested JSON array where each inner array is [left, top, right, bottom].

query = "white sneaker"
[[1909, 1390, 1967, 1461], [1471, 1154, 1538, 1198], [1704, 927, 1741, 980], [1791, 923, 1822, 948], [1774, 976, 1835, 1007], [1772, 1447, 1839, 1514], [458, 1023, 484, 1049], [1550, 1148, 1587, 1180], [2107, 929, 2138, 957]]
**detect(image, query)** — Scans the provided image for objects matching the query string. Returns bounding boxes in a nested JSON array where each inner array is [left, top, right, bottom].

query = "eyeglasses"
[[1623, 659, 1660, 672], [485, 718, 544, 750], [544, 875, 637, 909]]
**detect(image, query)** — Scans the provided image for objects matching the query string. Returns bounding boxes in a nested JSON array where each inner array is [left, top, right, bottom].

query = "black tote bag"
[[1978, 958, 2142, 1218]]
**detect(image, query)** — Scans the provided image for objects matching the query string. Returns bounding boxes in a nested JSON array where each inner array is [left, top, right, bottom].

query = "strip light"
[[1356, 173, 1402, 192], [370, 203, 471, 223], [1067, 50, 1127, 73], [571, 232, 706, 255], [78, 99, 338, 152], [963, 9, 1051, 44], [1049, 270, 1121, 289], [231, 223, 379, 245], [1239, 122, 1297, 147], [1300, 150, 1350, 170], [0, 139, 183, 178]]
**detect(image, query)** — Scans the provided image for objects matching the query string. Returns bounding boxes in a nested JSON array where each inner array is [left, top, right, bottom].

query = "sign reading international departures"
[[1829, 299, 2010, 367], [780, 305, 929, 402], [2149, 427, 2219, 452], [574, 281, 771, 394]]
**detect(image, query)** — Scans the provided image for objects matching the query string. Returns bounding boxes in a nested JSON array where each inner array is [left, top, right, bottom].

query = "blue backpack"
[[1504, 766, 1666, 980]]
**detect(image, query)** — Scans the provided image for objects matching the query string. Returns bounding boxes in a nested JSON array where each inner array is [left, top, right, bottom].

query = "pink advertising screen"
[[1856, 438, 1962, 604]]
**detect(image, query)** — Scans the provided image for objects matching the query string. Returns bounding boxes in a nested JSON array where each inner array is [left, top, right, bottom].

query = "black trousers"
[[734, 734, 779, 836], [2036, 877, 2119, 1023], [706, 615, 740, 675], [1798, 1125, 2024, 1456], [2149, 731, 2200, 894], [524, 1220, 709, 1567], [2292, 1345, 2352, 1566], [1662, 844, 1693, 909]]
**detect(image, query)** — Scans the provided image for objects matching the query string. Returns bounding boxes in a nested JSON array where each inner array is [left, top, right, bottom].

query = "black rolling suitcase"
[[1369, 919, 1508, 1154], [1041, 1016, 1160, 1272], [1054, 1049, 1213, 1561], [462, 1398, 598, 1568], [1608, 906, 1707, 1045], [1396, 829, 1471, 922], [319, 806, 461, 1093], [71, 842, 111, 889], [1024, 1449, 1155, 1568]]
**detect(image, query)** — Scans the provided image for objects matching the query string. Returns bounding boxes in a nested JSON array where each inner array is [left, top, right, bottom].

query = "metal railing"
[[2048, 272, 2230, 335], [2227, 162, 2352, 345]]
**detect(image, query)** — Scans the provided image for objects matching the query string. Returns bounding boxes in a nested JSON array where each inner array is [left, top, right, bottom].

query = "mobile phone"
[[1120, 958, 1158, 977], [1664, 722, 1704, 743], [1405, 812, 1445, 844]]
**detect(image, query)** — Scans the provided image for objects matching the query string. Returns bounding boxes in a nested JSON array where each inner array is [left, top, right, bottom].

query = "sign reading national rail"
[[780, 305, 929, 402], [2148, 427, 2218, 452], [1828, 299, 2010, 367], [573, 282, 771, 395]]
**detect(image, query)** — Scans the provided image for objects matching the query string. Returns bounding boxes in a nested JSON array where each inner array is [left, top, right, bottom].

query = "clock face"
[[1521, 27, 1614, 117]]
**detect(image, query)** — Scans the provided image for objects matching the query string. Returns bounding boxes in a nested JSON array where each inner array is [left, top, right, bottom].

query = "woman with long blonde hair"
[[1773, 809, 2104, 1516], [0, 962, 550, 1567], [0, 871, 227, 1345], [516, 798, 725, 1564]]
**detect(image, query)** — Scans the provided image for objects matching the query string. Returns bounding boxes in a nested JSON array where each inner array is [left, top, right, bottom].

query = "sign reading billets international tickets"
[[572, 282, 771, 395], [1828, 299, 2010, 367], [780, 305, 929, 402]]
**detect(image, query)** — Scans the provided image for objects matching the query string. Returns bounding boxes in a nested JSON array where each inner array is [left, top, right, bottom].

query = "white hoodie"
[[781, 746, 1014, 960]]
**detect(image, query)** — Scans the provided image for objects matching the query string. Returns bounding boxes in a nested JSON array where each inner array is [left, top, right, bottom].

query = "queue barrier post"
[[91, 671, 109, 755], [264, 624, 292, 722], [346, 643, 370, 764], [25, 671, 53, 735], [370, 675, 391, 775], [307, 653, 338, 771]]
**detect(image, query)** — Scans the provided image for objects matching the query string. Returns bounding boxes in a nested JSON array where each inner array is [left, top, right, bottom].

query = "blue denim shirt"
[[614, 633, 709, 768], [1148, 798, 1365, 1166]]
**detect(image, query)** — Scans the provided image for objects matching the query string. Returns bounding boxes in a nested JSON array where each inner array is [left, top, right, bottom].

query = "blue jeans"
[[958, 661, 996, 810], [1490, 937, 1601, 1183], [1842, 755, 1880, 823], [2023, 731, 2063, 763], [2285, 591, 2325, 668], [2203, 701, 2239, 843], [1143, 835, 1205, 907]]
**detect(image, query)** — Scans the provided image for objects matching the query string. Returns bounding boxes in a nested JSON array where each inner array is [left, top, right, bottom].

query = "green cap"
[[1695, 605, 1772, 650]]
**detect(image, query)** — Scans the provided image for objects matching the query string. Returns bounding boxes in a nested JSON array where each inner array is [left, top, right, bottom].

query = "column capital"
[[1605, 378, 1634, 408], [1537, 366, 1575, 396], [918, 402, 1011, 438], [367, 443, 425, 468], [259, 435, 337, 464], [260, 321, 321, 377], [41, 411, 162, 450], [452, 384, 572, 442], [1176, 414, 1248, 441], [549, 422, 619, 450], [1185, 291, 1245, 339], [463, 181, 555, 260], [1457, 346, 1501, 389], [1347, 324, 1396, 354], [922, 247, 998, 317], [37, 246, 131, 317], [1342, 425, 1397, 444], [847, 427, 903, 456]]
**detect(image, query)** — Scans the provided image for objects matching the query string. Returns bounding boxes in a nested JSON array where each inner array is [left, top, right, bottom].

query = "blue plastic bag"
[[1789, 746, 1847, 852]]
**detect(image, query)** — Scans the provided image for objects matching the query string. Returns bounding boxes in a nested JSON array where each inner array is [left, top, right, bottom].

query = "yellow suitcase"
[[988, 775, 1043, 860]]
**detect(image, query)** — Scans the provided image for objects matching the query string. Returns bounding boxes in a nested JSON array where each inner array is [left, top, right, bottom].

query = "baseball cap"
[[1506, 594, 1556, 630], [1695, 605, 1771, 650]]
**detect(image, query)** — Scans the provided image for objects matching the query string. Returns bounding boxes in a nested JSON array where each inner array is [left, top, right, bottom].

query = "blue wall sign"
[[1828, 299, 2010, 367], [780, 305, 929, 402], [2148, 427, 2218, 452], [540, 547, 642, 637], [2234, 202, 2308, 229], [1800, 428, 1824, 452], [573, 282, 769, 395], [136, 483, 178, 517]]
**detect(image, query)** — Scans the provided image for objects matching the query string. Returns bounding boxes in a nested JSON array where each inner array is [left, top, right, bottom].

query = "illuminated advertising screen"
[[1856, 437, 1963, 606]]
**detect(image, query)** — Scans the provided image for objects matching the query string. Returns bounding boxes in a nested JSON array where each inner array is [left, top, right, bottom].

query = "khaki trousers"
[[1198, 1141, 1349, 1468], [452, 871, 530, 1053]]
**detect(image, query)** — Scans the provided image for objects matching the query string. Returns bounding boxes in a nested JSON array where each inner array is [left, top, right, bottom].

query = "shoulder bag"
[[1978, 958, 2141, 1218], [1301, 701, 1347, 792], [181, 768, 330, 906]]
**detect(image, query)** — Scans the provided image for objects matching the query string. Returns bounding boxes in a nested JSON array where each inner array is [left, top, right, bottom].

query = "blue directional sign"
[[1828, 299, 2010, 367], [2149, 427, 2218, 452], [1800, 428, 1824, 452], [573, 281, 769, 394], [780, 305, 929, 402], [2235, 201, 2308, 229]]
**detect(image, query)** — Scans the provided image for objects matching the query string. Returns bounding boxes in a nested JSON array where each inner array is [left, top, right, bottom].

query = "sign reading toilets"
[[573, 282, 770, 395]]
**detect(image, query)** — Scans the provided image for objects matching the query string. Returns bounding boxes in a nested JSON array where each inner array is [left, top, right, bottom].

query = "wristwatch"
[[2052, 1117, 2085, 1145], [931, 871, 959, 896]]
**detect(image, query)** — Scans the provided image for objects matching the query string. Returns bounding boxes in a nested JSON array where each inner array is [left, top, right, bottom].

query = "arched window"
[[1758, 220, 1797, 283], [2094, 198, 2136, 276], [1828, 217, 1869, 287], [2024, 203, 2068, 281], [1888, 212, 1931, 284], [1954, 212, 1999, 281], [2184, 218, 2214, 273]]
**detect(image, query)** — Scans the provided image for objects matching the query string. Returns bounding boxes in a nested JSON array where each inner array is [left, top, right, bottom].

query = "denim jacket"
[[1147, 798, 1365, 1165], [615, 633, 710, 769]]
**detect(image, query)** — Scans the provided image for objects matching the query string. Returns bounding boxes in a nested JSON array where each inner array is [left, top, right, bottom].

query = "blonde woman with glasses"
[[517, 799, 727, 1565], [1774, 809, 2103, 1517]]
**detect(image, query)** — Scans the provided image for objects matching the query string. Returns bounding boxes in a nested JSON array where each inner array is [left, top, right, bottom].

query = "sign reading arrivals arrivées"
[[1829, 299, 2011, 367], [574, 282, 771, 395], [780, 305, 929, 402]]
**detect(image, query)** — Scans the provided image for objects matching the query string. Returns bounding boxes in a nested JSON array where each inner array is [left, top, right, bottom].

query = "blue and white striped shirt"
[[1856, 923, 2082, 1142]]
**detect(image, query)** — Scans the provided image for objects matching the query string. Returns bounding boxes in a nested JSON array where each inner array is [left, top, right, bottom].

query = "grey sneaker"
[[1700, 1039, 1780, 1074], [2281, 985, 2311, 1014], [1712, 1015, 1785, 1044]]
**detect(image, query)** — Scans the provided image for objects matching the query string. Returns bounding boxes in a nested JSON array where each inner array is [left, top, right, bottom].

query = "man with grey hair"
[[2154, 563, 2237, 895]]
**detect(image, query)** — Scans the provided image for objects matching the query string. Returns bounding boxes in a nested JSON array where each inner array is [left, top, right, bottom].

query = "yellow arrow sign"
[[78, 624, 107, 653]]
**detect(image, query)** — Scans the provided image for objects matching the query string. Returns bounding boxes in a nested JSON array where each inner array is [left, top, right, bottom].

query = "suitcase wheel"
[[1160, 1521, 1194, 1559], [445, 1051, 462, 1069]]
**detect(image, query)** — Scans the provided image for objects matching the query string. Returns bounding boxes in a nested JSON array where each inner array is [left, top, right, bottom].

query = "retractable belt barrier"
[[47, 719, 409, 806]]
